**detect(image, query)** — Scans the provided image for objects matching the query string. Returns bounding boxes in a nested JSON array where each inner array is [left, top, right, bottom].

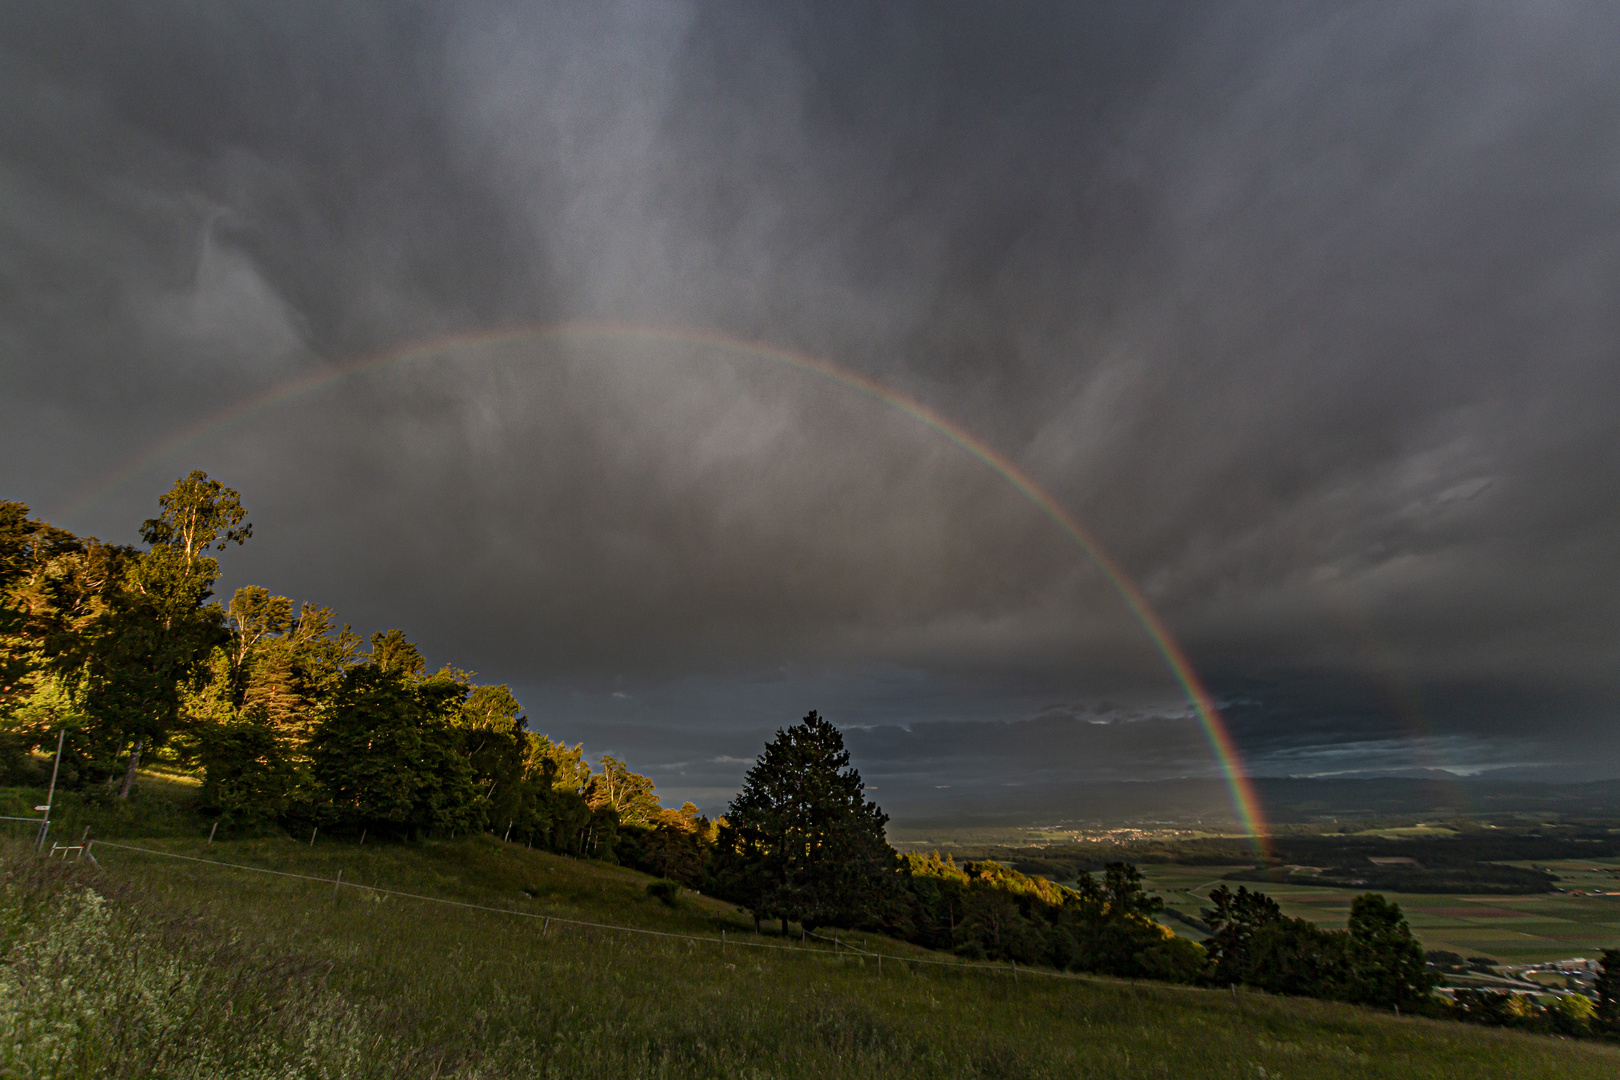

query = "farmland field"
[[1141, 862, 1620, 964]]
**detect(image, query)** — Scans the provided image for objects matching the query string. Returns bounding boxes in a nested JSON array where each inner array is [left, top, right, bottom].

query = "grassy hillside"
[[4, 831, 1618, 1079]]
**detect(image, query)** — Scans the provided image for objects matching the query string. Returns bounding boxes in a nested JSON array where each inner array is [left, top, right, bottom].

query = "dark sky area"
[[3, 1, 1618, 817]]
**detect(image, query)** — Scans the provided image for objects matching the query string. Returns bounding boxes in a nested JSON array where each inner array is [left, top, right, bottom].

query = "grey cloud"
[[2, 1, 1618, 804]]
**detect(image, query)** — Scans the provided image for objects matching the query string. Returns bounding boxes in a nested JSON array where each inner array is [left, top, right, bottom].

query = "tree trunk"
[[119, 737, 144, 799]]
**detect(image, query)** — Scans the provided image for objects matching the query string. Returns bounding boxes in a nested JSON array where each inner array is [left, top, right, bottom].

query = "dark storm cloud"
[[3, 1, 1618, 798]]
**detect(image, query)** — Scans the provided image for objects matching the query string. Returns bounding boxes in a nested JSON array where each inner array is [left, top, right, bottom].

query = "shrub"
[[647, 879, 682, 907]]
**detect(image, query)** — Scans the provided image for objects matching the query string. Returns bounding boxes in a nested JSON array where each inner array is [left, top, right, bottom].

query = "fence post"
[[333, 868, 343, 900], [309, 826, 318, 846], [35, 729, 65, 851], [721, 930, 726, 956], [209, 820, 219, 844]]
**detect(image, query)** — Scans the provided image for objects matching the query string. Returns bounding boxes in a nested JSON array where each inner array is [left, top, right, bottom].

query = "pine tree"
[[1596, 948, 1620, 1032], [1344, 893, 1434, 1011], [710, 711, 896, 933]]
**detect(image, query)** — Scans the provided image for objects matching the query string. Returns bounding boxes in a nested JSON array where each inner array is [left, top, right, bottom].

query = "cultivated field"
[[1141, 862, 1620, 964]]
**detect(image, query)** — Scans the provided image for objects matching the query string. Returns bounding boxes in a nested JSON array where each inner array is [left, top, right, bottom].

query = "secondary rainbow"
[[56, 321, 1272, 853]]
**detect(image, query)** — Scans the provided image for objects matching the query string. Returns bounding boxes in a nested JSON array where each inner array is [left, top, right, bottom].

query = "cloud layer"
[[4, 1, 1618, 806]]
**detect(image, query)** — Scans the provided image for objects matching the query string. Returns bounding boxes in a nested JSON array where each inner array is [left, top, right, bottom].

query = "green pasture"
[[0, 836, 1612, 1078], [1141, 863, 1620, 964]]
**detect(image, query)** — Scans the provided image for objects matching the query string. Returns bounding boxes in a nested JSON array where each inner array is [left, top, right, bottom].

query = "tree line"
[[8, 474, 1620, 1031], [0, 473, 713, 864]]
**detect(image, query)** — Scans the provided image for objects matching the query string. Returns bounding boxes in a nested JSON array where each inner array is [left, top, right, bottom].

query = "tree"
[[225, 586, 292, 691], [1102, 862, 1164, 920], [197, 718, 295, 829], [1593, 948, 1620, 1032], [710, 711, 896, 933], [1, 504, 93, 753], [307, 663, 481, 837], [61, 540, 225, 797], [139, 470, 251, 561], [587, 754, 662, 827], [1244, 917, 1348, 998], [621, 802, 715, 885], [447, 681, 531, 840], [460, 683, 524, 734], [1201, 885, 1284, 987], [1344, 893, 1434, 1011], [528, 734, 593, 795], [55, 471, 252, 798], [368, 629, 425, 678], [0, 503, 75, 714]]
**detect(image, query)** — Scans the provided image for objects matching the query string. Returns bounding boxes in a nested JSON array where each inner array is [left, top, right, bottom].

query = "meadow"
[[2, 819, 1618, 1079]]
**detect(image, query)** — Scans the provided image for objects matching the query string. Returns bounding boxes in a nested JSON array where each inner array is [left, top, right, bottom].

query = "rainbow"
[[56, 321, 1271, 854]]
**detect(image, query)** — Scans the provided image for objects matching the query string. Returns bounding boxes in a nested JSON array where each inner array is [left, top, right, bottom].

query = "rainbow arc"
[[56, 321, 1271, 855]]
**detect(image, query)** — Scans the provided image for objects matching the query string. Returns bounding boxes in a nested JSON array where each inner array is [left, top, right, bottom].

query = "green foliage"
[[367, 628, 425, 678], [1244, 916, 1349, 998], [587, 754, 662, 827], [897, 854, 1204, 982], [308, 664, 482, 837], [1449, 988, 1600, 1038], [0, 502, 72, 715], [1, 477, 651, 858], [528, 734, 592, 794], [196, 719, 296, 829], [3, 473, 255, 799], [1203, 884, 1435, 1009], [710, 711, 897, 931], [646, 878, 682, 906], [139, 470, 251, 559], [1594, 948, 1620, 1031], [1202, 884, 1285, 986], [616, 802, 716, 885], [1344, 893, 1436, 1010], [460, 683, 525, 734]]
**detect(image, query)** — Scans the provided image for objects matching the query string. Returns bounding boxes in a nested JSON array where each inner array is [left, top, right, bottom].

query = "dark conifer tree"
[[1344, 893, 1434, 1011], [710, 711, 896, 932], [1201, 885, 1284, 986], [1596, 948, 1620, 1032]]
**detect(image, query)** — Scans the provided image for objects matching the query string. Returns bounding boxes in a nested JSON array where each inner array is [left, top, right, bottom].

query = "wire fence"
[[82, 838, 1122, 986]]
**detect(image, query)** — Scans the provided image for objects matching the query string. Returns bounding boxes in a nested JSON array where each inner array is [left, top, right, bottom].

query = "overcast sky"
[[4, 1, 1618, 816]]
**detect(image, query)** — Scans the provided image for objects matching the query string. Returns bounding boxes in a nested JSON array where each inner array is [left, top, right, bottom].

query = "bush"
[[647, 879, 682, 907]]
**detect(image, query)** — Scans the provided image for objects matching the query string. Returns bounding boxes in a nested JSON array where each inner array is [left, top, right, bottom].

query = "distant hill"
[[883, 776, 1620, 830]]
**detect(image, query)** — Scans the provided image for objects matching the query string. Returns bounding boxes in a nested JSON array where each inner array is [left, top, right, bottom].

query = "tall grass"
[[0, 776, 212, 847], [3, 836, 1616, 1079]]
